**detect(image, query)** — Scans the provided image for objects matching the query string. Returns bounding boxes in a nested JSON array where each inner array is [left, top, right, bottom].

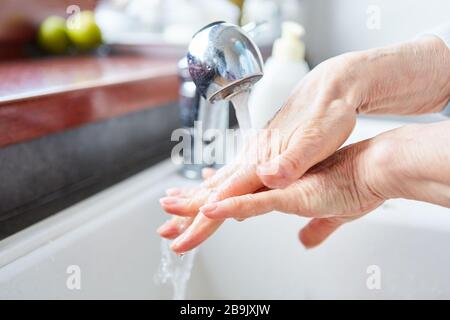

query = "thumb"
[[257, 102, 356, 189], [299, 217, 348, 249], [257, 146, 311, 189]]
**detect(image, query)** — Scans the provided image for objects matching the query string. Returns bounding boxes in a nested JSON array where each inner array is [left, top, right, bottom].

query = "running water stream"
[[155, 238, 197, 300], [230, 91, 252, 130], [155, 90, 252, 299]]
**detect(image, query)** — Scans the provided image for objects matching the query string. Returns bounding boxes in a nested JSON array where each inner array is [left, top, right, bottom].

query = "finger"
[[201, 162, 238, 188], [161, 173, 218, 216], [165, 188, 183, 197], [212, 164, 263, 202], [168, 167, 238, 251], [170, 214, 224, 254], [161, 167, 219, 216], [200, 189, 286, 220], [257, 149, 307, 189], [165, 187, 197, 197], [159, 194, 208, 217], [157, 216, 194, 239], [299, 217, 347, 249], [169, 184, 272, 253], [164, 168, 216, 198]]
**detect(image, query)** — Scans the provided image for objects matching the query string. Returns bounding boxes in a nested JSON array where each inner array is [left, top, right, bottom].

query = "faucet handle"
[[241, 21, 268, 38]]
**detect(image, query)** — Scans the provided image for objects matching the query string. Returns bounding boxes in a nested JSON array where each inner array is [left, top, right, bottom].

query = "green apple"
[[66, 11, 102, 51], [37, 16, 70, 54]]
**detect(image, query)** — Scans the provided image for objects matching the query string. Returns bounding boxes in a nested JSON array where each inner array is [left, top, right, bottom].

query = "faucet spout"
[[187, 21, 264, 103]]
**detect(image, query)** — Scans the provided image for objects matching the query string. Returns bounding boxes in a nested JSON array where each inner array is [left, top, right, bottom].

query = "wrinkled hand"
[[200, 137, 386, 248], [159, 53, 361, 253], [159, 36, 450, 253], [200, 121, 450, 247]]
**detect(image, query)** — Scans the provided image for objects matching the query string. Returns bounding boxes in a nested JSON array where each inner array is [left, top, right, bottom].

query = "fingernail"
[[199, 202, 218, 214], [165, 188, 182, 196], [156, 223, 166, 234], [257, 162, 280, 175], [157, 220, 173, 233], [159, 197, 180, 206]]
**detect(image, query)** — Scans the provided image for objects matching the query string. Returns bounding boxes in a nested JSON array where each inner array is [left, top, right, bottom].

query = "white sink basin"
[[0, 116, 449, 299]]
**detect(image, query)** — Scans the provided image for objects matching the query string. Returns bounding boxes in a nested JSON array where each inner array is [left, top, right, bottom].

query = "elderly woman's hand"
[[200, 121, 450, 248], [159, 36, 450, 253], [159, 49, 361, 252]]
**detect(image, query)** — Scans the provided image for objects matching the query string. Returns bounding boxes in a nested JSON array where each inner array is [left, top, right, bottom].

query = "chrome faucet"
[[177, 57, 229, 179], [187, 21, 264, 103], [177, 21, 264, 179]]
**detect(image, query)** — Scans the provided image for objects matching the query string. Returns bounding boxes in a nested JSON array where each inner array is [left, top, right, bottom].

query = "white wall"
[[297, 0, 450, 66]]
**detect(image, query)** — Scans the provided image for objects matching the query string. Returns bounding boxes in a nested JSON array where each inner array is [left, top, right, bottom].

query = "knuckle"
[[228, 197, 244, 210], [367, 139, 397, 169], [188, 196, 203, 212], [290, 179, 319, 215], [242, 193, 257, 204], [245, 193, 259, 202]]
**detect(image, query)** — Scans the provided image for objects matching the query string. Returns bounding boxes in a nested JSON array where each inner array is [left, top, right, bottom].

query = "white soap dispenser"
[[248, 21, 310, 129]]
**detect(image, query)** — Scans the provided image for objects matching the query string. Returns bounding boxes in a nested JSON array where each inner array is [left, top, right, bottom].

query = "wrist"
[[362, 122, 450, 207], [355, 37, 450, 115]]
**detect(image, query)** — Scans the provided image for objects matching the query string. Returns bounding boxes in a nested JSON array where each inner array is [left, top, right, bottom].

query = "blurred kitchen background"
[[1, 0, 450, 299], [2, 0, 450, 62]]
